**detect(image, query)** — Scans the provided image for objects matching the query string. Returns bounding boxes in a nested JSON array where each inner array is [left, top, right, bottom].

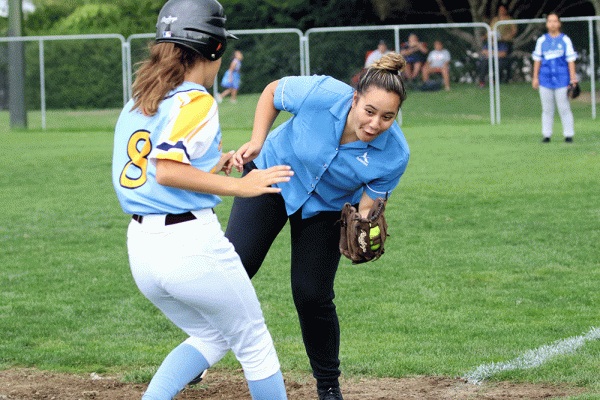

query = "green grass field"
[[1, 82, 599, 399]]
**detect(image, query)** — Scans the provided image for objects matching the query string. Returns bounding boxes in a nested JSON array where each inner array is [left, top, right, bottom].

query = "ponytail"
[[131, 42, 202, 116]]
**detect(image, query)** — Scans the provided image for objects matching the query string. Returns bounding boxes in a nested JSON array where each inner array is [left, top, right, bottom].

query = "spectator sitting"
[[421, 40, 451, 91], [400, 33, 428, 81], [365, 40, 391, 67]]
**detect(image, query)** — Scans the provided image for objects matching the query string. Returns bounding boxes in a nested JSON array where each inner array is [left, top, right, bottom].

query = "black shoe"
[[541, 137, 550, 143], [318, 387, 344, 400], [188, 370, 207, 386], [565, 137, 573, 143]]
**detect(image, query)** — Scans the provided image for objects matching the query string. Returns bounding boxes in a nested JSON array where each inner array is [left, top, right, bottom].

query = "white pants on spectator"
[[539, 86, 574, 138]]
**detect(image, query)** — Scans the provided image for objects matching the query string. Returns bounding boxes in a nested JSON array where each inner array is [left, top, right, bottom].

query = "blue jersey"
[[532, 33, 577, 89], [255, 75, 410, 219], [112, 81, 222, 215]]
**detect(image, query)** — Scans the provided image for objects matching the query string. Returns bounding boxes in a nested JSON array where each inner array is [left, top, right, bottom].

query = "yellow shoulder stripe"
[[168, 91, 215, 143]]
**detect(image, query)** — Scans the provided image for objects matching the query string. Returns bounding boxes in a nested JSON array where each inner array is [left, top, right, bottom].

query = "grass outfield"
[[1, 83, 599, 399]]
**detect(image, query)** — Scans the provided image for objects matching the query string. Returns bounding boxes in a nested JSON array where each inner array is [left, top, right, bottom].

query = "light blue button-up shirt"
[[254, 75, 410, 219]]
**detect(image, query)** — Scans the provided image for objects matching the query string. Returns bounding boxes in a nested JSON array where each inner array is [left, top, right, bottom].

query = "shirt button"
[[311, 184, 314, 188], [315, 176, 319, 180], [335, 147, 338, 151], [323, 164, 327, 168]]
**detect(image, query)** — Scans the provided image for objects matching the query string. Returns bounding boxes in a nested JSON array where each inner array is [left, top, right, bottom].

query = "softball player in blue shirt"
[[225, 52, 410, 400], [112, 1, 292, 399], [532, 12, 578, 143]]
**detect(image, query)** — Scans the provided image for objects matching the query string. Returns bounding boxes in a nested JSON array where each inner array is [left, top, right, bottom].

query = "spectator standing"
[[532, 12, 578, 143], [421, 40, 451, 91]]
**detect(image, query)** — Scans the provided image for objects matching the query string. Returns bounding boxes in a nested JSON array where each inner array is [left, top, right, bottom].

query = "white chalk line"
[[463, 326, 600, 384]]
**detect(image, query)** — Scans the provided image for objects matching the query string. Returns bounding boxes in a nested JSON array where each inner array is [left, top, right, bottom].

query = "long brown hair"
[[356, 52, 407, 108], [131, 42, 202, 116]]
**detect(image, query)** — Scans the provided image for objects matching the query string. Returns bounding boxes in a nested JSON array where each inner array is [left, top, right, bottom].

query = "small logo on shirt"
[[357, 152, 369, 166]]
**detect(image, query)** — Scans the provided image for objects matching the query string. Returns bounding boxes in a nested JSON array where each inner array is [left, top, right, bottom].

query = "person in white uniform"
[[532, 12, 578, 143], [111, 0, 293, 399]]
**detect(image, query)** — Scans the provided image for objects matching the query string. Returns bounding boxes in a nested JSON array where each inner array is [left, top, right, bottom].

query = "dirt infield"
[[0, 367, 585, 399]]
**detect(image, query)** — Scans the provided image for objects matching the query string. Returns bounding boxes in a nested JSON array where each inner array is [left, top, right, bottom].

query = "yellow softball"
[[370, 226, 381, 250]]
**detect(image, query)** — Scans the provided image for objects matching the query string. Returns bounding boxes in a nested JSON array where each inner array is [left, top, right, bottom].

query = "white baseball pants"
[[127, 209, 281, 381], [539, 85, 574, 138]]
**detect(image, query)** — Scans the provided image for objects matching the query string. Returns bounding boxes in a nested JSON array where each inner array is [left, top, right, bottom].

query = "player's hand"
[[211, 150, 235, 175], [532, 78, 539, 90], [233, 141, 263, 172], [237, 165, 294, 197]]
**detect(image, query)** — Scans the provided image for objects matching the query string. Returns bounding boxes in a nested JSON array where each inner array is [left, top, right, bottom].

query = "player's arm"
[[155, 159, 293, 198], [568, 61, 578, 84], [233, 80, 280, 170], [532, 60, 541, 89], [358, 191, 386, 218]]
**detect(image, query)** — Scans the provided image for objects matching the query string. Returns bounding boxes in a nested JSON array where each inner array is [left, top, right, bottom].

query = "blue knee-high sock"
[[247, 369, 287, 400], [142, 343, 209, 400]]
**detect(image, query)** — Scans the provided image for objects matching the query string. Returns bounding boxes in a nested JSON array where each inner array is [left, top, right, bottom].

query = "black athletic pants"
[[224, 162, 342, 390]]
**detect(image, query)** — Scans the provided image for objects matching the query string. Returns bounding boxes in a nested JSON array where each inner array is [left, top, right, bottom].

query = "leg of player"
[[289, 210, 344, 399], [142, 343, 210, 400], [554, 86, 575, 141], [539, 86, 555, 141], [247, 370, 287, 399], [130, 214, 287, 400], [225, 162, 289, 279]]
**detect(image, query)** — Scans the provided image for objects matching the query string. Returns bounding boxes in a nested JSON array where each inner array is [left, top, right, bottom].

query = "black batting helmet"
[[156, 0, 237, 61]]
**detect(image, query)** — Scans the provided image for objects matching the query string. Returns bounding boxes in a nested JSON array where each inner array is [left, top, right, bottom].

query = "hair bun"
[[372, 52, 406, 74]]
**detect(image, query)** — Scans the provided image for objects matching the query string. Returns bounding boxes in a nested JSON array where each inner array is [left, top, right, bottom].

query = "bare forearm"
[[532, 60, 541, 80], [568, 61, 577, 82], [251, 80, 280, 145], [156, 159, 243, 196]]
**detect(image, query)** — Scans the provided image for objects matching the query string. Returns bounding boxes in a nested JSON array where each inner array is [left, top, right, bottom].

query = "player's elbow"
[[155, 167, 169, 186], [155, 160, 177, 187]]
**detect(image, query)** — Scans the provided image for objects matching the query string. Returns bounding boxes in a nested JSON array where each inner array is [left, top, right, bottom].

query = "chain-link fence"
[[3, 18, 599, 130], [126, 29, 304, 101], [305, 23, 495, 124], [0, 34, 126, 130]]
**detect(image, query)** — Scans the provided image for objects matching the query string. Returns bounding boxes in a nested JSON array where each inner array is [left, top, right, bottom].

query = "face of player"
[[434, 41, 443, 50], [346, 87, 400, 143], [546, 14, 561, 35]]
